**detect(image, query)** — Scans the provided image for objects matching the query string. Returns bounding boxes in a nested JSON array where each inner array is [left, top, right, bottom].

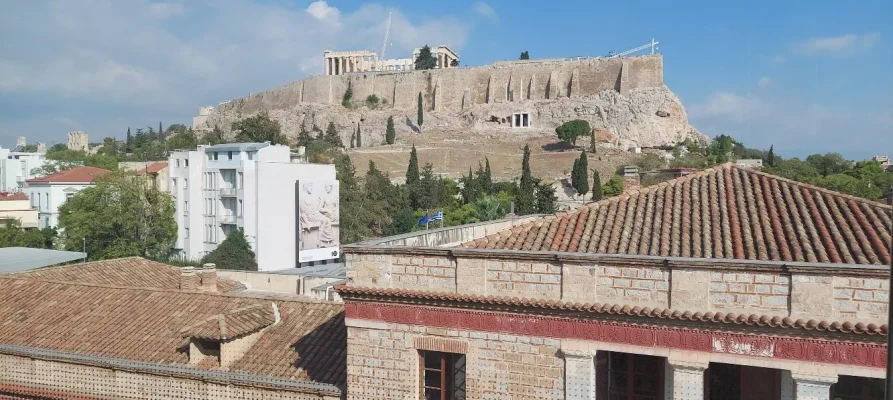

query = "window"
[[184, 200, 189, 213], [207, 153, 212, 161], [831, 375, 885, 400], [213, 152, 219, 161], [596, 352, 663, 400], [227, 151, 233, 160], [185, 159, 189, 167], [511, 112, 530, 128], [420, 351, 466, 400], [171, 178, 177, 190], [184, 178, 188, 190], [238, 199, 243, 216], [237, 172, 243, 189], [176, 159, 180, 167], [248, 151, 254, 160], [184, 227, 189, 239]]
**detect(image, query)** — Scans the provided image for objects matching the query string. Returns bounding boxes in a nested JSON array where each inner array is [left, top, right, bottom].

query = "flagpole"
[[425, 208, 429, 230], [440, 208, 443, 229]]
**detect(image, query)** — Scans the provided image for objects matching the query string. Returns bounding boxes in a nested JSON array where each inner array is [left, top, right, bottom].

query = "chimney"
[[179, 267, 200, 290], [199, 263, 217, 292]]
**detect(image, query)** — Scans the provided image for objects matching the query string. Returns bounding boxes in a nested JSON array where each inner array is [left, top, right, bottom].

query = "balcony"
[[219, 215, 242, 225], [219, 188, 238, 197]]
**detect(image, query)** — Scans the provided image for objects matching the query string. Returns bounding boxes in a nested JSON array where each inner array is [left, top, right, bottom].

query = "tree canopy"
[[555, 120, 591, 146], [519, 51, 530, 60], [58, 171, 177, 260], [414, 45, 437, 70], [200, 229, 257, 271], [232, 112, 287, 145], [517, 144, 535, 214], [385, 116, 396, 145]]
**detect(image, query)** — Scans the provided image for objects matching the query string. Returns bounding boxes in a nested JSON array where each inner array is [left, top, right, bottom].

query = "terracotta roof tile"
[[463, 164, 893, 265], [26, 166, 110, 184], [181, 304, 277, 340], [337, 285, 888, 336], [0, 276, 345, 386], [0, 192, 28, 201], [11, 257, 245, 292], [136, 162, 168, 175]]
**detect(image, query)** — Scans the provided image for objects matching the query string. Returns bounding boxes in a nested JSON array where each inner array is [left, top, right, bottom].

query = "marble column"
[[664, 360, 708, 400], [341, 58, 346, 75], [792, 374, 837, 400], [562, 350, 595, 400]]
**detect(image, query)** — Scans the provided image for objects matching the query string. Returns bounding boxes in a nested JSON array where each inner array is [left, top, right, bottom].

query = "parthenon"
[[323, 45, 460, 76]]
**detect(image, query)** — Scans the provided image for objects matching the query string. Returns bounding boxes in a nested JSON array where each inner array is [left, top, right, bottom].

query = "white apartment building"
[[0, 146, 49, 193], [25, 166, 110, 228], [168, 142, 337, 271]]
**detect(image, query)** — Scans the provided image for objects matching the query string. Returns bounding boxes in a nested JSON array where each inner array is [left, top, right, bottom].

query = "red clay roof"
[[136, 162, 168, 175], [181, 304, 277, 340], [0, 276, 345, 385], [26, 166, 110, 184], [0, 192, 28, 201], [12, 257, 245, 293], [336, 285, 888, 336], [463, 164, 892, 265]]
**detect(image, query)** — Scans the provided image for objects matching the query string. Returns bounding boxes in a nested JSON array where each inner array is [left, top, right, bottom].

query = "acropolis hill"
[[193, 53, 706, 180]]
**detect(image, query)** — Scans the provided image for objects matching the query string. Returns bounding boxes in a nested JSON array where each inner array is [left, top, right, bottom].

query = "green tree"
[[417, 93, 424, 130], [555, 119, 591, 146], [416, 163, 448, 210], [200, 229, 257, 271], [592, 171, 602, 201], [534, 180, 558, 214], [201, 126, 226, 145], [517, 144, 535, 214], [461, 167, 480, 204], [125, 127, 132, 153], [450, 59, 459, 67], [165, 124, 189, 136], [168, 130, 198, 150], [815, 174, 883, 200], [0, 220, 56, 249], [414, 45, 437, 70], [601, 176, 624, 197], [385, 116, 396, 145], [58, 171, 176, 260], [99, 137, 119, 156], [342, 81, 353, 108], [636, 153, 665, 172], [365, 94, 379, 108], [406, 145, 420, 186], [383, 208, 416, 236], [764, 158, 820, 182], [806, 153, 849, 177], [19, 144, 38, 152], [232, 112, 287, 145], [706, 134, 735, 164], [520, 51, 530, 60], [475, 159, 493, 195], [356, 123, 362, 148], [335, 154, 374, 244], [324, 122, 344, 147], [158, 122, 164, 138], [474, 195, 504, 221], [766, 145, 776, 167], [571, 150, 590, 195]]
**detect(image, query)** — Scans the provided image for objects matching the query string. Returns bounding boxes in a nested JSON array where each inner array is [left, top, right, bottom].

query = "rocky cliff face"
[[196, 55, 706, 149]]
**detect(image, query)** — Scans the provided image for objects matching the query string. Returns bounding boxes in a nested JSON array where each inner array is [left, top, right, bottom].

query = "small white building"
[[0, 192, 38, 229], [168, 142, 338, 271], [25, 166, 110, 229], [0, 146, 49, 193]]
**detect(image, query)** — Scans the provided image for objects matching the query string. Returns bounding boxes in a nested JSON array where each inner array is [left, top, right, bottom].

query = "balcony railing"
[[219, 188, 237, 197], [219, 215, 237, 224]]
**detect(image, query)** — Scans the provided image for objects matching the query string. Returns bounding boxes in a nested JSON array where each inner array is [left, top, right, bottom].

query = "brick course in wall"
[[595, 266, 669, 308], [709, 272, 790, 312], [833, 277, 889, 320], [486, 260, 562, 298], [391, 255, 457, 291], [346, 323, 564, 400]]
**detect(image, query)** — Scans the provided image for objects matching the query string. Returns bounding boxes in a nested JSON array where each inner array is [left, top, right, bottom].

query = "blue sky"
[[1, 0, 891, 159]]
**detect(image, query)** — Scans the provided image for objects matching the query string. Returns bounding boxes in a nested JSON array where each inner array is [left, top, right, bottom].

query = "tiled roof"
[[463, 164, 892, 265], [0, 192, 28, 201], [26, 166, 109, 184], [10, 257, 244, 293], [0, 277, 346, 385], [136, 162, 168, 175], [181, 304, 277, 340], [336, 285, 888, 336]]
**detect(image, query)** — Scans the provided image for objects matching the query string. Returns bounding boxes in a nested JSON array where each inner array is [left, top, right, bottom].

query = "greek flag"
[[418, 212, 430, 227], [429, 210, 443, 222]]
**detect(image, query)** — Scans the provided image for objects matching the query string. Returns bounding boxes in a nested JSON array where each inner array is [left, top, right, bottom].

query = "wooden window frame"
[[419, 351, 465, 400]]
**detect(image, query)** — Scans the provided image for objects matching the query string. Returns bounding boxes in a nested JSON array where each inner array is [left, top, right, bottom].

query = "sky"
[[1, 0, 891, 160]]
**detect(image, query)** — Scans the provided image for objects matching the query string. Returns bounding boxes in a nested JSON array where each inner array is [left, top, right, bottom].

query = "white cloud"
[[689, 92, 893, 158], [473, 2, 497, 19], [147, 2, 186, 19], [0, 0, 470, 143], [757, 76, 771, 89], [792, 33, 881, 57]]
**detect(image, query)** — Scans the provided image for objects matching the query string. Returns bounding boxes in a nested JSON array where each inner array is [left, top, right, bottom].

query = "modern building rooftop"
[[0, 247, 87, 274]]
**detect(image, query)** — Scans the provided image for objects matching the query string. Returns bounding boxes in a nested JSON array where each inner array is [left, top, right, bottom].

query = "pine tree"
[[592, 171, 603, 201], [417, 93, 424, 130], [356, 123, 362, 148], [125, 127, 132, 153], [535, 181, 558, 213], [200, 229, 257, 271], [414, 45, 437, 70], [385, 116, 396, 145], [324, 122, 343, 147], [517, 145, 535, 214]]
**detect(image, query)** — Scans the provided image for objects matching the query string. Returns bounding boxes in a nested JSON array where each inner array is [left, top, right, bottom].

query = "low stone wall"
[[344, 248, 890, 324]]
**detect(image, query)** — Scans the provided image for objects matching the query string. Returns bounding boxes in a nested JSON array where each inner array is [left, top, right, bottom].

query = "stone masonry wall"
[[346, 250, 890, 324], [346, 322, 563, 400], [0, 353, 337, 400]]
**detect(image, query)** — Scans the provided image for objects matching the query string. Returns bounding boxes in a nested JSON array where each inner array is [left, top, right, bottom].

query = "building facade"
[[168, 142, 337, 270], [0, 192, 38, 228], [323, 46, 460, 76], [0, 146, 48, 193], [25, 166, 109, 228], [337, 163, 892, 400]]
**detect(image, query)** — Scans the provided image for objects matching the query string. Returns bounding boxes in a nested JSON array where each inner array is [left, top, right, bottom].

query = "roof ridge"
[[731, 164, 893, 210], [16, 256, 148, 274], [0, 276, 342, 306]]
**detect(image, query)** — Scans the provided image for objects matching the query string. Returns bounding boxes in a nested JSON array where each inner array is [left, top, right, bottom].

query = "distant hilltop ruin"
[[193, 51, 705, 150]]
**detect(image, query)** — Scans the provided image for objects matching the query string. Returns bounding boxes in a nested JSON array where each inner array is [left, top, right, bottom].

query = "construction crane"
[[608, 38, 660, 58]]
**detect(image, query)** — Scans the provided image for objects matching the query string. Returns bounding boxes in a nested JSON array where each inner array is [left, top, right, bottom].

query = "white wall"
[[0, 148, 48, 193], [26, 182, 92, 228]]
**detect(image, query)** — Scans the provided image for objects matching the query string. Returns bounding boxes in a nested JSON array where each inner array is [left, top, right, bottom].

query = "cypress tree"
[[484, 157, 493, 193], [578, 150, 589, 195], [592, 171, 603, 201], [125, 127, 132, 153], [766, 145, 776, 167], [356, 123, 362, 148], [406, 145, 420, 186], [417, 93, 424, 130], [385, 116, 396, 145], [517, 145, 535, 214], [462, 167, 479, 204], [159, 121, 164, 137]]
